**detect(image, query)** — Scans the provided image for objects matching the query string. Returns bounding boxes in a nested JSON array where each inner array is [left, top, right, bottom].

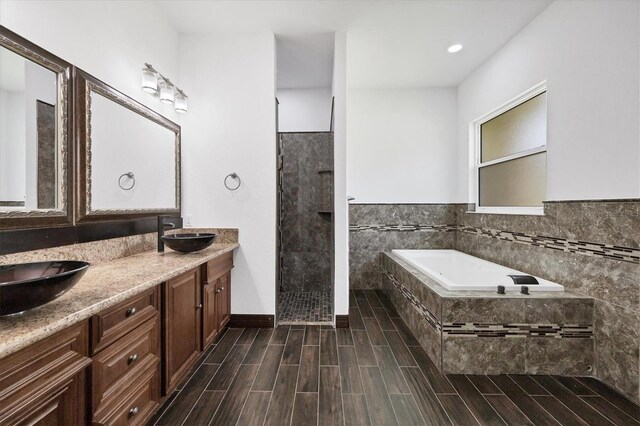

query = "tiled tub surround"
[[381, 252, 595, 377], [0, 228, 239, 358], [349, 204, 457, 290], [280, 133, 333, 293], [350, 200, 639, 402]]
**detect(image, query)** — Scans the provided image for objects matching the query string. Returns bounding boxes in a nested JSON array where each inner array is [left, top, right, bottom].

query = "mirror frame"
[[74, 69, 181, 222], [0, 26, 73, 229]]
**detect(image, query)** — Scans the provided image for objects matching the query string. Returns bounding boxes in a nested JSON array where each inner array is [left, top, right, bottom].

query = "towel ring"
[[118, 172, 135, 190], [224, 172, 241, 191]]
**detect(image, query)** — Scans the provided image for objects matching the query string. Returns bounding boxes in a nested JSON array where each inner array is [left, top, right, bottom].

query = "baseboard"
[[229, 314, 275, 328], [336, 315, 349, 328]]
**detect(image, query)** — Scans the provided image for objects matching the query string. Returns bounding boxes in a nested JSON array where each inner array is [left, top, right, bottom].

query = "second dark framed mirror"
[[74, 69, 181, 222]]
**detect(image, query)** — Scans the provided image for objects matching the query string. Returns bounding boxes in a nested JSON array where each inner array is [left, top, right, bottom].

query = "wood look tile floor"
[[149, 290, 640, 426]]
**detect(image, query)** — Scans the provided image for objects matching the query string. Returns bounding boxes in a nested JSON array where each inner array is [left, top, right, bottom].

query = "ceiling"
[[276, 33, 334, 89], [156, 0, 553, 88]]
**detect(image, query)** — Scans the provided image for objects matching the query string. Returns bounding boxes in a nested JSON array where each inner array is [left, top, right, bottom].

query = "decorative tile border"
[[459, 226, 639, 264], [442, 323, 593, 339], [350, 223, 639, 264], [349, 224, 457, 232], [383, 264, 594, 340], [383, 270, 441, 332]]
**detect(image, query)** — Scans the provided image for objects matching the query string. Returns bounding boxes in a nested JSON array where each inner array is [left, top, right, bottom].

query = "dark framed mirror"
[[0, 26, 73, 229], [74, 69, 181, 222]]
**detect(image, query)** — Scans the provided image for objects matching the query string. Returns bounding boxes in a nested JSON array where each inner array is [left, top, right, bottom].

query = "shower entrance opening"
[[276, 129, 335, 325]]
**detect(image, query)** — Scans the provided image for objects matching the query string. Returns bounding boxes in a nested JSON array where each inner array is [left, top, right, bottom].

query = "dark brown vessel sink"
[[161, 233, 217, 253], [0, 261, 90, 316]]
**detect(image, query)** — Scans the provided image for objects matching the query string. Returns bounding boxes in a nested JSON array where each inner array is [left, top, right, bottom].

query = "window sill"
[[470, 207, 545, 216]]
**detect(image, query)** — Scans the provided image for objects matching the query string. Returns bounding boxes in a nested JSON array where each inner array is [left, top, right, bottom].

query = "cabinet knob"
[[126, 307, 137, 317], [128, 353, 138, 364], [215, 289, 222, 294], [129, 406, 139, 417], [220, 287, 224, 291], [197, 303, 203, 310]]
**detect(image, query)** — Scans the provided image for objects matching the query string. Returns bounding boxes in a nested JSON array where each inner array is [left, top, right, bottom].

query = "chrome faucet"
[[158, 216, 177, 252]]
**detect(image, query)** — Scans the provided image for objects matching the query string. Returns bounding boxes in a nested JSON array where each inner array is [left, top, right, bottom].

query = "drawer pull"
[[128, 353, 139, 364], [126, 307, 137, 317], [129, 406, 139, 417]]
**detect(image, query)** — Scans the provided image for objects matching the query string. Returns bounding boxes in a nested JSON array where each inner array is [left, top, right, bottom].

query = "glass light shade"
[[159, 81, 174, 104], [175, 93, 188, 113], [141, 68, 158, 94]]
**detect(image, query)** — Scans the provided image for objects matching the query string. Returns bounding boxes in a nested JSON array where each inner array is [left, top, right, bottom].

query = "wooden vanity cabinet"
[[91, 286, 161, 426], [202, 252, 233, 348], [162, 267, 202, 395], [0, 321, 91, 426], [215, 272, 231, 331]]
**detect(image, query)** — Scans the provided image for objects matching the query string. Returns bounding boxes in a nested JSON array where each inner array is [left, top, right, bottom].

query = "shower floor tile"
[[278, 291, 332, 324]]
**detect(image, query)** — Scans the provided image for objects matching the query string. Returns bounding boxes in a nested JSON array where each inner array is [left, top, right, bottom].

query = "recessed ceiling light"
[[447, 44, 463, 53]]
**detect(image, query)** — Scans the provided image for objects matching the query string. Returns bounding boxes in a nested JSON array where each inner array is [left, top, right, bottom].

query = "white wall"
[[457, 0, 640, 202], [277, 88, 332, 132], [0, 0, 181, 122], [179, 34, 277, 315], [347, 88, 458, 203], [333, 32, 349, 317]]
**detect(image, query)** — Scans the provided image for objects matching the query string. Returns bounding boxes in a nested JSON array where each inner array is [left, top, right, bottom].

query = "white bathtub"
[[391, 249, 564, 292]]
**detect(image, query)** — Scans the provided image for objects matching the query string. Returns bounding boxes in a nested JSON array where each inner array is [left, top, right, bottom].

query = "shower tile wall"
[[348, 199, 640, 403], [280, 132, 333, 292]]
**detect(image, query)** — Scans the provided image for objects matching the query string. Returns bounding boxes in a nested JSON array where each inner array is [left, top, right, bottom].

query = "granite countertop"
[[0, 242, 239, 359]]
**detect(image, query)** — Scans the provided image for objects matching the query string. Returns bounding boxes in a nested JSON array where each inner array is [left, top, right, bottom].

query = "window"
[[473, 82, 547, 215]]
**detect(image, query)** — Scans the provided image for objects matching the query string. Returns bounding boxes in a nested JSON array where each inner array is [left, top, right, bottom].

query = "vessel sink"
[[161, 233, 217, 253], [0, 261, 90, 316]]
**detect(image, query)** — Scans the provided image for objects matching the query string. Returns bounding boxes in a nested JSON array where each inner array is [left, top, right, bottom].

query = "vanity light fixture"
[[159, 81, 174, 104], [447, 44, 463, 53], [141, 67, 158, 93], [174, 91, 188, 114], [141, 63, 188, 113]]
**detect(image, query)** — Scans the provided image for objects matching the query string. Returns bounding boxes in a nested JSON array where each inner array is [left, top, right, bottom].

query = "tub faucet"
[[158, 216, 177, 252]]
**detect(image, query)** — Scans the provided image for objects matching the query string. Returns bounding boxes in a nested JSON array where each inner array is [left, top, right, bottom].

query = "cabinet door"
[[202, 280, 218, 349], [163, 268, 201, 395], [2, 368, 88, 426], [0, 322, 91, 426], [215, 272, 231, 331]]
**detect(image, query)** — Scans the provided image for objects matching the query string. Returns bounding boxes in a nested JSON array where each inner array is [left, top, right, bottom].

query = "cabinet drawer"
[[205, 251, 233, 283], [93, 359, 160, 426], [0, 321, 91, 425], [92, 287, 159, 354], [92, 316, 159, 415]]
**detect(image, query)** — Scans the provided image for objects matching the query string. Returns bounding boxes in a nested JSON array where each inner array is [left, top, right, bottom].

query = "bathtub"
[[391, 249, 564, 292]]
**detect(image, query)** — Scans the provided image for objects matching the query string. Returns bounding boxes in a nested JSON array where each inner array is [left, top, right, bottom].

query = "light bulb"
[[175, 92, 188, 113], [141, 68, 158, 94], [159, 81, 174, 104]]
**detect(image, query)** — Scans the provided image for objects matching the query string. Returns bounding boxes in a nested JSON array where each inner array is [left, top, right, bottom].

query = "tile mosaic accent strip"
[[442, 323, 594, 339], [383, 270, 441, 332], [458, 226, 639, 264], [350, 223, 639, 264], [383, 267, 593, 340], [349, 224, 457, 232]]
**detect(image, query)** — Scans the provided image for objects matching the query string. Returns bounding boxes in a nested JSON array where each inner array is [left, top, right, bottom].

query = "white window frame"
[[470, 81, 547, 216]]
